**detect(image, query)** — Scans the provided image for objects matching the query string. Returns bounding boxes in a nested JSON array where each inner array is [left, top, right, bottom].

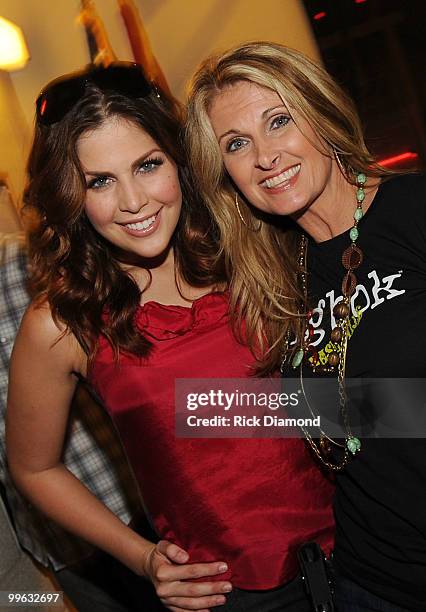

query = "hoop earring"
[[333, 148, 352, 180], [235, 192, 261, 232]]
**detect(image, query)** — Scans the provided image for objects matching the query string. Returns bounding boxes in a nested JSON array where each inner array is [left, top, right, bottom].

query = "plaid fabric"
[[0, 233, 140, 570]]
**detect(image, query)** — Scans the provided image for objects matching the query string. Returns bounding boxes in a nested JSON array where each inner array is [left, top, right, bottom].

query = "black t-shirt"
[[306, 174, 426, 611]]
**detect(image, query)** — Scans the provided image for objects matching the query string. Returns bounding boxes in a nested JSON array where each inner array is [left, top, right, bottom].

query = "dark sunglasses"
[[36, 62, 152, 126]]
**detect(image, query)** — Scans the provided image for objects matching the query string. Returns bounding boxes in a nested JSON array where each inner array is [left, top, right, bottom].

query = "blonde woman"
[[186, 41, 426, 612]]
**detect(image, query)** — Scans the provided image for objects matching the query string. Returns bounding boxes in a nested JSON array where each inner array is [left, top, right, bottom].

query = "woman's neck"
[[293, 170, 380, 243], [123, 248, 214, 306]]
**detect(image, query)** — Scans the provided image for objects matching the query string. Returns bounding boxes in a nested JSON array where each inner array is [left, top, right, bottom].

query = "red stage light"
[[313, 11, 327, 20], [355, 0, 367, 4], [378, 152, 418, 167]]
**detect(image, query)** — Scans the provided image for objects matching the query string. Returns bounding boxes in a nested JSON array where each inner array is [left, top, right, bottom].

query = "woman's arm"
[[6, 304, 231, 611]]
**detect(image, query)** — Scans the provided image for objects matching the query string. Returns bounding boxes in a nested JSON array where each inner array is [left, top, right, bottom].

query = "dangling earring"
[[333, 148, 352, 180], [235, 192, 261, 232]]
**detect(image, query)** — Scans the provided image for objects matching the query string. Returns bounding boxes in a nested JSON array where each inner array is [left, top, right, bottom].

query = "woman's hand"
[[142, 540, 232, 611]]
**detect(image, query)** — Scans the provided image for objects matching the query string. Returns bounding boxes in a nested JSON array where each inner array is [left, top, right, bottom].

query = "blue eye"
[[226, 137, 248, 153], [138, 157, 164, 173], [270, 114, 291, 130], [87, 176, 112, 190]]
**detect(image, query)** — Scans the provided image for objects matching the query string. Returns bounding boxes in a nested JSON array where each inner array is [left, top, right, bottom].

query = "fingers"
[[156, 559, 229, 582], [157, 539, 190, 564], [151, 541, 232, 610], [157, 579, 232, 599], [164, 591, 227, 609], [168, 608, 211, 612]]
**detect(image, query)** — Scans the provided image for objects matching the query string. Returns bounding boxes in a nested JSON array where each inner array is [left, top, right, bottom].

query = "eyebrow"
[[83, 148, 163, 176], [218, 104, 288, 143], [262, 104, 287, 118]]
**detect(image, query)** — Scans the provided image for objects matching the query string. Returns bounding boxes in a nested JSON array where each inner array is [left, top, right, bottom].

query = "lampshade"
[[0, 16, 30, 71]]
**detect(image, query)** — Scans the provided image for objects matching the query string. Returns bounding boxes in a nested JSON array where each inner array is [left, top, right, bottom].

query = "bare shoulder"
[[15, 300, 85, 376], [18, 300, 70, 352]]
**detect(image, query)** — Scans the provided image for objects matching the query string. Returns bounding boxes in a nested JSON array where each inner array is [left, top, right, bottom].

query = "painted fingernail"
[[218, 563, 228, 572], [222, 583, 232, 592]]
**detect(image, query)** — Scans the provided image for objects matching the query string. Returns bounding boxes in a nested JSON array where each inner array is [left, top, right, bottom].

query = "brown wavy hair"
[[186, 41, 394, 373], [24, 77, 225, 360]]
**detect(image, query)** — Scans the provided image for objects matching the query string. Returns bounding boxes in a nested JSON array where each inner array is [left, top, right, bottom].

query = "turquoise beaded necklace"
[[289, 172, 366, 470]]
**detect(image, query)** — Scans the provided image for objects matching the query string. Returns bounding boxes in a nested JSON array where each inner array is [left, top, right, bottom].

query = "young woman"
[[186, 41, 426, 611], [6, 62, 334, 612]]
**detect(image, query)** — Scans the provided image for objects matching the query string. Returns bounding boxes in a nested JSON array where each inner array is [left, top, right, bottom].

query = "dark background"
[[302, 0, 426, 170]]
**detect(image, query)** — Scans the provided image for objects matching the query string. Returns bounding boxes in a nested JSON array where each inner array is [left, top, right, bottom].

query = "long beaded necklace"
[[284, 172, 366, 471]]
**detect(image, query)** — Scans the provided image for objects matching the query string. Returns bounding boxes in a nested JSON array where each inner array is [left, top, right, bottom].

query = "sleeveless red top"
[[88, 292, 334, 589]]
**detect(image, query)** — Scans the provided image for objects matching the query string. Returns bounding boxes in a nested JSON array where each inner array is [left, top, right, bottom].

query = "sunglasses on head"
[[36, 62, 152, 126]]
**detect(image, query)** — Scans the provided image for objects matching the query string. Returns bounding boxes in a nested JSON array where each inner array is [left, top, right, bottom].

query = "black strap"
[[297, 542, 335, 612]]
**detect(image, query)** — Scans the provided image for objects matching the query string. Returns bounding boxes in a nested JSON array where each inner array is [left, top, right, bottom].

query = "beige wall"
[[0, 70, 29, 208], [0, 0, 319, 202]]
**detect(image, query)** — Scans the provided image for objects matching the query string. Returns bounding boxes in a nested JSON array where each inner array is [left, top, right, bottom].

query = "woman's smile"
[[119, 207, 162, 236], [260, 163, 301, 190], [78, 117, 182, 263], [208, 80, 338, 224]]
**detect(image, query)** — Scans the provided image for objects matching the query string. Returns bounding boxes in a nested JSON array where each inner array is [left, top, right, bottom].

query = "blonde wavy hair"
[[185, 41, 389, 373]]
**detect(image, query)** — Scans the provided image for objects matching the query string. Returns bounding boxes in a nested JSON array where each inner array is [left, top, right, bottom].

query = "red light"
[[313, 11, 327, 20], [355, 0, 367, 3], [378, 152, 418, 167], [40, 99, 47, 116]]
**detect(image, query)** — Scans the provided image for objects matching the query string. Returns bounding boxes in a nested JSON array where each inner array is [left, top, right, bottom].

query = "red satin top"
[[88, 292, 334, 589]]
